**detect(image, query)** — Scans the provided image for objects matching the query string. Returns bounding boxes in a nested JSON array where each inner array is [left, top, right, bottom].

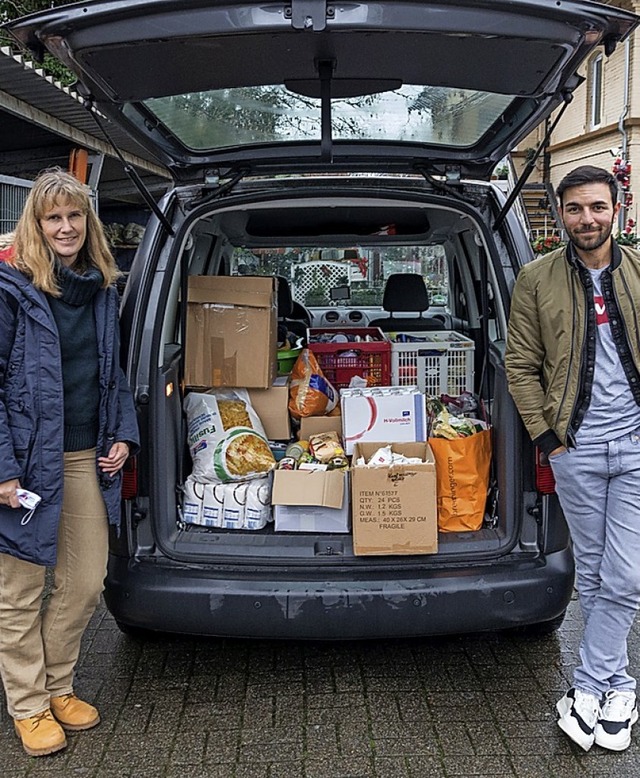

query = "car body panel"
[[6, 0, 638, 179], [104, 547, 574, 639]]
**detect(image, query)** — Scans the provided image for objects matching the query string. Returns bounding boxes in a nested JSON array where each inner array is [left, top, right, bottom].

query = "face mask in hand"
[[16, 489, 42, 525]]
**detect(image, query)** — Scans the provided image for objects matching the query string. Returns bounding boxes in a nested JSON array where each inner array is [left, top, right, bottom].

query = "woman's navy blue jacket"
[[0, 258, 140, 565]]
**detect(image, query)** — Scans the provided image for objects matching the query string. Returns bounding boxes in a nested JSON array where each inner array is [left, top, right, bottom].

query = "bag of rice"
[[184, 389, 276, 483]]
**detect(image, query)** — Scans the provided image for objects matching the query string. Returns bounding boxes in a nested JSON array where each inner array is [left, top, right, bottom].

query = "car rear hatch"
[[6, 0, 638, 181]]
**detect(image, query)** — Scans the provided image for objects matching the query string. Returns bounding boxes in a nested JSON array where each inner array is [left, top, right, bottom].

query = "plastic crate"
[[307, 327, 391, 389], [389, 331, 474, 396]]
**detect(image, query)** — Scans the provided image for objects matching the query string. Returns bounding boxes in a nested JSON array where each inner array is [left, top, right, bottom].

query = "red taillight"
[[535, 448, 556, 494], [121, 456, 138, 500]]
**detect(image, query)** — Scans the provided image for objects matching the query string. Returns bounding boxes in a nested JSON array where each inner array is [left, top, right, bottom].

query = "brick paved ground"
[[1, 588, 640, 777]]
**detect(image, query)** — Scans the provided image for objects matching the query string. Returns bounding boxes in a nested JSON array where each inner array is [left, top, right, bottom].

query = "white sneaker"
[[556, 688, 600, 751], [594, 690, 638, 751]]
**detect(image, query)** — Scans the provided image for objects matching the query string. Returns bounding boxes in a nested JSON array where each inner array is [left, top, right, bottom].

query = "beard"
[[566, 217, 614, 252]]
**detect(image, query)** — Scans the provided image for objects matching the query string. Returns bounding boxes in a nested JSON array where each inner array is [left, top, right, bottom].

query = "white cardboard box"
[[340, 387, 426, 454], [272, 470, 350, 533]]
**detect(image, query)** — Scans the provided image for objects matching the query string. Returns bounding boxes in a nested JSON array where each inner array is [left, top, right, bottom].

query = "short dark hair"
[[556, 165, 619, 208]]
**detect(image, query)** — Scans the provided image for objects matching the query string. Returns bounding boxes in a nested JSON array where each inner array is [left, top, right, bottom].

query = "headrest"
[[276, 275, 294, 318], [382, 273, 429, 313]]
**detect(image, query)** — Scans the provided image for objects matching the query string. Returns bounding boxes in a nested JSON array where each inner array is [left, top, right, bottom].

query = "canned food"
[[277, 456, 297, 471], [327, 455, 349, 470], [285, 441, 310, 461]]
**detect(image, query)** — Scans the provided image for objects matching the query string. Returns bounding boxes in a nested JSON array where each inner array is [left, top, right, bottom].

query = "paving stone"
[[441, 754, 517, 775], [405, 754, 447, 777], [509, 755, 584, 777], [304, 756, 375, 778], [305, 723, 340, 756], [166, 767, 233, 778], [233, 766, 270, 778], [239, 739, 304, 763]]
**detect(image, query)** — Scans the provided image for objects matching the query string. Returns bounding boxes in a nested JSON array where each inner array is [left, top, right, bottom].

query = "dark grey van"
[[7, 0, 639, 639]]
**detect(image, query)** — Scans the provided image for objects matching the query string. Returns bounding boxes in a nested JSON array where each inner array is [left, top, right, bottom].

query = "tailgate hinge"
[[287, 0, 332, 30]]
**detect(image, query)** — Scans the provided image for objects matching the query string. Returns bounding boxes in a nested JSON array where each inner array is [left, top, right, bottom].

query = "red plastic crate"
[[307, 327, 391, 389]]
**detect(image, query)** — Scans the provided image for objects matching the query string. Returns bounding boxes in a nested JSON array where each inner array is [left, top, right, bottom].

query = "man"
[[506, 165, 640, 752]]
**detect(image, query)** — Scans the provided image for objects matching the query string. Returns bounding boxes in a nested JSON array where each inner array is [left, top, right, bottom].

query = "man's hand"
[[98, 442, 130, 476], [549, 446, 568, 458], [0, 479, 21, 509]]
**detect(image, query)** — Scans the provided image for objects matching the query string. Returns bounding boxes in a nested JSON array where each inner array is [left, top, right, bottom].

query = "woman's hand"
[[0, 479, 21, 509], [98, 442, 130, 477]]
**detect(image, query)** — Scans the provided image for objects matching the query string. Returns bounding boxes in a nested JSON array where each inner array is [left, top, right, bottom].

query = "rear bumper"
[[104, 548, 574, 639]]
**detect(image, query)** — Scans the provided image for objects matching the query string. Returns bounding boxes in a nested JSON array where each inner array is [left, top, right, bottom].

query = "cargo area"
[[131, 185, 534, 568]]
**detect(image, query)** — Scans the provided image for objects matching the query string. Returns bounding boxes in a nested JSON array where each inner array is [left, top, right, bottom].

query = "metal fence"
[[0, 174, 33, 235]]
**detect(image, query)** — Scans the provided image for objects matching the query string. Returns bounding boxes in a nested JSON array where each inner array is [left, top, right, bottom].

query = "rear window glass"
[[144, 85, 513, 151]]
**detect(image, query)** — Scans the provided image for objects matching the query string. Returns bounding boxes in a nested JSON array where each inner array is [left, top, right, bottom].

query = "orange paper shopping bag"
[[428, 429, 492, 532]]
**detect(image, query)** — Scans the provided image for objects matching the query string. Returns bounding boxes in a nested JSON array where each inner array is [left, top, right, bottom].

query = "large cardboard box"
[[351, 442, 437, 556], [272, 469, 350, 533], [340, 387, 426, 454], [186, 276, 277, 388], [248, 376, 291, 440]]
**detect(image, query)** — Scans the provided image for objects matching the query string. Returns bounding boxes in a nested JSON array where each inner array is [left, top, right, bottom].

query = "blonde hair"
[[12, 168, 120, 295]]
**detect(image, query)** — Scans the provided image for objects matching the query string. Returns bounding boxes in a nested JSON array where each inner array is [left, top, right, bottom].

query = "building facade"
[[514, 0, 640, 236]]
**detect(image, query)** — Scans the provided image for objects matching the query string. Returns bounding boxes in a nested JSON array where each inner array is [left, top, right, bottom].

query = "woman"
[[0, 168, 139, 757]]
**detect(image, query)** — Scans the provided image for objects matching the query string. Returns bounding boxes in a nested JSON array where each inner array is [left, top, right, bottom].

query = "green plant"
[[530, 234, 564, 255], [492, 163, 509, 180]]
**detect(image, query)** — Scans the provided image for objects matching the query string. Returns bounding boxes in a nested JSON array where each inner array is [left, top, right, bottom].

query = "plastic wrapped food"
[[309, 431, 344, 463], [288, 348, 338, 418], [184, 389, 275, 483]]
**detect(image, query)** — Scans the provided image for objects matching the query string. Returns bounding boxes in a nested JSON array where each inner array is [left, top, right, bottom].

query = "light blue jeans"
[[550, 429, 640, 698]]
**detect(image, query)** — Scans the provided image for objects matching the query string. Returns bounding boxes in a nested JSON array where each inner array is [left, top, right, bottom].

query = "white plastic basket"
[[390, 331, 475, 396]]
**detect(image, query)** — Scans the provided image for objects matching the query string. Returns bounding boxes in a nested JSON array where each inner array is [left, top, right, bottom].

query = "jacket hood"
[[0, 234, 15, 252], [0, 256, 55, 316]]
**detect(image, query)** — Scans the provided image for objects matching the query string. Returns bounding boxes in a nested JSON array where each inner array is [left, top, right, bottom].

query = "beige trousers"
[[0, 449, 108, 719]]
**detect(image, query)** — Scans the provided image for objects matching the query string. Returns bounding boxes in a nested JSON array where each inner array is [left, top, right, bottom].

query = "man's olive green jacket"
[[505, 242, 640, 455]]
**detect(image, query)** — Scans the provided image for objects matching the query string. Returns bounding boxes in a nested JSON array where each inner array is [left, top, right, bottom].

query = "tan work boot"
[[50, 693, 100, 731], [14, 710, 67, 757]]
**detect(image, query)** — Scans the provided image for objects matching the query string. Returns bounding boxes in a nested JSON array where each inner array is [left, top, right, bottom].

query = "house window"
[[590, 54, 603, 129]]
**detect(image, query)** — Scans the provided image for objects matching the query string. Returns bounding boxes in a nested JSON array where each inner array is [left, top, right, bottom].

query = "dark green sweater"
[[47, 264, 103, 452]]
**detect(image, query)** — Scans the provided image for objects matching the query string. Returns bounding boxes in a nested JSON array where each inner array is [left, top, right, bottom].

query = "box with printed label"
[[351, 442, 437, 556], [272, 469, 350, 533], [340, 386, 426, 455], [185, 276, 277, 388]]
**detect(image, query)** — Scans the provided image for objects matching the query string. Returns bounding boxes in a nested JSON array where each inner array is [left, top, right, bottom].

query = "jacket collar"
[[565, 237, 622, 271]]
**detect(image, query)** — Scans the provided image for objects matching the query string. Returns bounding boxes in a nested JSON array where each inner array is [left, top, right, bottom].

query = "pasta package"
[[288, 348, 338, 419], [184, 389, 275, 483]]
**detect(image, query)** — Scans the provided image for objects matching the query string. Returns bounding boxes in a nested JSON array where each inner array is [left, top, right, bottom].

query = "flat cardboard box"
[[185, 276, 277, 388], [351, 442, 437, 556], [272, 469, 350, 533], [341, 387, 426, 454], [248, 376, 291, 440]]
